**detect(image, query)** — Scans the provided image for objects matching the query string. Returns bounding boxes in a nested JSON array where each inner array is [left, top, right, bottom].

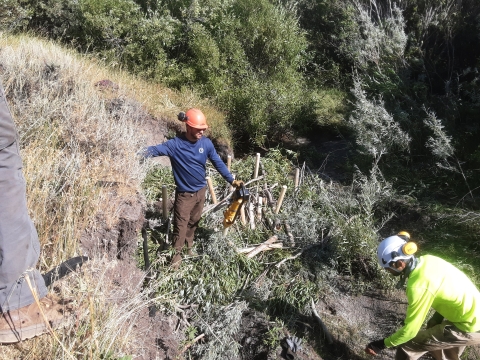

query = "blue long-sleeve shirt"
[[144, 135, 234, 192]]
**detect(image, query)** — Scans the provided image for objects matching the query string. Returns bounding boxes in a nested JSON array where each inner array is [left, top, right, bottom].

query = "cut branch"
[[283, 221, 295, 246], [179, 333, 205, 355], [246, 235, 279, 258], [275, 250, 303, 268], [263, 184, 276, 210], [237, 243, 283, 254], [275, 243, 319, 268]]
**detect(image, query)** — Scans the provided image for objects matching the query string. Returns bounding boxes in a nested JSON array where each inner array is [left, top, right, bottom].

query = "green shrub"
[[347, 79, 410, 164], [0, 0, 32, 30], [15, 0, 321, 148]]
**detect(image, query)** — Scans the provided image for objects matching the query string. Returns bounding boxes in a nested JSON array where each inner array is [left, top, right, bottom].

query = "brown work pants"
[[172, 186, 206, 253], [396, 322, 480, 360]]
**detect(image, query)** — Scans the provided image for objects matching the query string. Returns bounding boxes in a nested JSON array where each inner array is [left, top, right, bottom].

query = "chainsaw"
[[223, 184, 250, 228]]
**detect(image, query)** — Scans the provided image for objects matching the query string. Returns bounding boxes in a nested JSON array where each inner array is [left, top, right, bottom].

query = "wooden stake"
[[274, 185, 287, 214], [142, 226, 150, 271], [162, 185, 168, 221], [257, 196, 263, 221], [249, 202, 255, 230], [206, 176, 217, 204], [240, 206, 246, 225], [294, 168, 300, 190], [253, 153, 260, 179], [229, 174, 235, 192], [227, 155, 232, 171]]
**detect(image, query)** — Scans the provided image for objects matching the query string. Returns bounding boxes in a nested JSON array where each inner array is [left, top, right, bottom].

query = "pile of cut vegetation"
[[140, 144, 405, 359]]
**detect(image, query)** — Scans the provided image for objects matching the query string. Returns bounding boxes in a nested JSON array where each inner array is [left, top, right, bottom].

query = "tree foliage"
[[3, 0, 478, 173], [1, 0, 317, 147]]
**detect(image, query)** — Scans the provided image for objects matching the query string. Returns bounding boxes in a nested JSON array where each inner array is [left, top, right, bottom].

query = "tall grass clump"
[[281, 165, 394, 279], [0, 33, 148, 265], [423, 108, 473, 198], [344, 0, 407, 73], [193, 301, 248, 360]]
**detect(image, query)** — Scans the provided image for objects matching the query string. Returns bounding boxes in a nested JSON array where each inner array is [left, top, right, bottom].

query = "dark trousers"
[[0, 82, 48, 312], [172, 186, 206, 253]]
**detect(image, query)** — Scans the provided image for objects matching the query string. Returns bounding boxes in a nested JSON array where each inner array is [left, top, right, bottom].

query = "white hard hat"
[[377, 235, 416, 270]]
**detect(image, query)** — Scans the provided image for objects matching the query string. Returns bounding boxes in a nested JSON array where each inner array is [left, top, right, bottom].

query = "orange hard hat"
[[179, 108, 208, 130]]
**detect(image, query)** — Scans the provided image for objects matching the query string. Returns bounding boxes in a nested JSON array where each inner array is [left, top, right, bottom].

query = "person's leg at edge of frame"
[[395, 323, 480, 360], [185, 187, 206, 256], [171, 191, 197, 267], [397, 346, 463, 360], [0, 82, 64, 343], [429, 346, 465, 360]]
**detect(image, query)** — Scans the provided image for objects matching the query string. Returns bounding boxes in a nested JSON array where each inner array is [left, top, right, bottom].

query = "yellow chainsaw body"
[[223, 185, 249, 228]]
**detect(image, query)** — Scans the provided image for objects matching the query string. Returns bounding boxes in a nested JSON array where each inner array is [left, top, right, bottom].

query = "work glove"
[[286, 336, 302, 352], [365, 339, 385, 356], [231, 179, 244, 189]]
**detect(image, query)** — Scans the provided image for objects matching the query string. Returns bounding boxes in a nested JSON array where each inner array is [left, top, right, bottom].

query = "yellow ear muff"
[[398, 231, 411, 240], [402, 242, 417, 255]]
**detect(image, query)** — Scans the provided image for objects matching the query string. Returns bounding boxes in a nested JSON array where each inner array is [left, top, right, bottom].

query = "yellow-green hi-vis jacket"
[[385, 255, 480, 348]]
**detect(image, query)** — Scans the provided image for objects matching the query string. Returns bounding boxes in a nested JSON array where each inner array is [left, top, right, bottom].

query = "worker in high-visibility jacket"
[[365, 232, 480, 360]]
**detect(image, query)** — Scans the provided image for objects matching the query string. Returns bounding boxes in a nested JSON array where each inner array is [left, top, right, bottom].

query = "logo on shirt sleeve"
[[199, 147, 204, 153]]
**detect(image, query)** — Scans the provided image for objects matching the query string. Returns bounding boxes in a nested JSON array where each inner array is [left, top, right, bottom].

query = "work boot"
[[0, 294, 67, 343], [186, 248, 197, 257], [171, 253, 182, 269]]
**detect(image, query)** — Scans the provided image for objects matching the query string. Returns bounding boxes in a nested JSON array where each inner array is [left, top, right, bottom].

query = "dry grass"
[[0, 31, 227, 357], [1, 32, 142, 264], [0, 257, 178, 359], [0, 31, 229, 264]]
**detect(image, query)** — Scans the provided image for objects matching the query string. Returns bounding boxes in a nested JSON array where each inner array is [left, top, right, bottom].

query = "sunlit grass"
[[415, 206, 480, 286]]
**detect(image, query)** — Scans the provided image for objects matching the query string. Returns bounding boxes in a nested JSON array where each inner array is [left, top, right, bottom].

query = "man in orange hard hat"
[[143, 108, 243, 267], [0, 81, 65, 343]]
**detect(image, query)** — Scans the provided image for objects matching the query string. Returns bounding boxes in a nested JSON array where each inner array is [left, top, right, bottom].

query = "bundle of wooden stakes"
[[202, 153, 300, 258]]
